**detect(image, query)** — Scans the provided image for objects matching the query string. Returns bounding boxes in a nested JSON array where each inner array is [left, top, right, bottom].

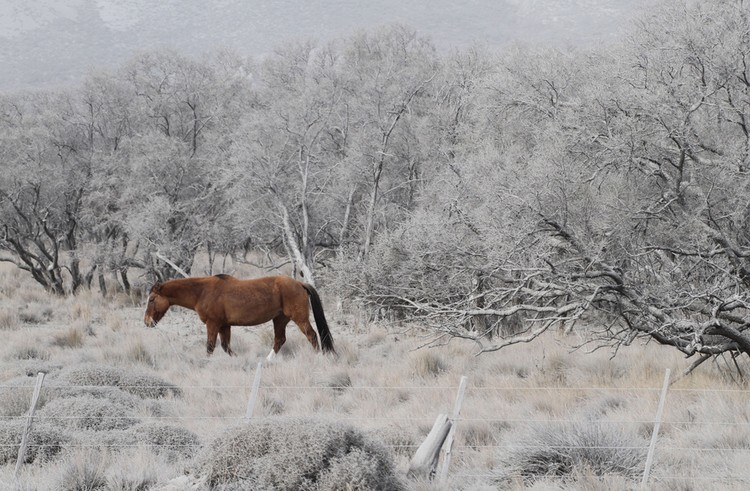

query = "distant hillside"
[[0, 0, 646, 92]]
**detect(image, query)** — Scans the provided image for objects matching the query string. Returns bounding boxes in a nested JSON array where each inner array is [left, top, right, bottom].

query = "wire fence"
[[4, 369, 750, 486]]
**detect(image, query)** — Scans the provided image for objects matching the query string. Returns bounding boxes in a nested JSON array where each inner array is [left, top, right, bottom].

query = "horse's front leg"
[[205, 322, 220, 355]]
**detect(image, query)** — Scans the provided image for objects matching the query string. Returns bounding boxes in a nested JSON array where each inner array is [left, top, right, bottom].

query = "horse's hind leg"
[[292, 315, 320, 351], [267, 315, 290, 361], [219, 325, 235, 356]]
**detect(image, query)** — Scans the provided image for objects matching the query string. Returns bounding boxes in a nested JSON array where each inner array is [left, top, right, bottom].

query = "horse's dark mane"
[[214, 274, 233, 280]]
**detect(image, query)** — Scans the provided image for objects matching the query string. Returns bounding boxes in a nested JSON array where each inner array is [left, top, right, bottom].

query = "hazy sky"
[[0, 0, 646, 92]]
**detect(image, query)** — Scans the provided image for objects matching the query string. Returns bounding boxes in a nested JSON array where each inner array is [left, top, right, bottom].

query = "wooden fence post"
[[641, 368, 671, 488], [14, 372, 46, 482], [440, 375, 468, 483], [407, 413, 451, 480], [245, 362, 263, 420]]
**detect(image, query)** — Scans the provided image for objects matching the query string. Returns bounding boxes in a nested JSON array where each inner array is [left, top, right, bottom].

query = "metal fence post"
[[14, 372, 46, 482], [245, 362, 263, 420], [642, 368, 671, 488]]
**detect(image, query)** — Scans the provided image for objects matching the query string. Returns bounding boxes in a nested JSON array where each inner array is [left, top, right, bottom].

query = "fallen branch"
[[152, 251, 189, 278]]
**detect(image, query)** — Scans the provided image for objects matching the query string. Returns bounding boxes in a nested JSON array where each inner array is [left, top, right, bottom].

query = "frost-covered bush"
[[37, 395, 138, 431], [48, 385, 143, 410], [367, 424, 420, 457], [199, 417, 405, 490], [0, 376, 49, 417], [72, 428, 136, 449], [56, 363, 181, 399], [130, 422, 200, 459], [0, 421, 67, 464]]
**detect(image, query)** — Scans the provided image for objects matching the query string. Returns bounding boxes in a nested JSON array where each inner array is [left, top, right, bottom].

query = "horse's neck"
[[163, 278, 204, 310]]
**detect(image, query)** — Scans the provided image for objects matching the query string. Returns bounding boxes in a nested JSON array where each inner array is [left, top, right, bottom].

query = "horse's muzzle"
[[144, 317, 156, 328]]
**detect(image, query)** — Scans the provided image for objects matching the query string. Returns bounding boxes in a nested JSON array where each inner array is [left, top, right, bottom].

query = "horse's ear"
[[150, 282, 162, 294]]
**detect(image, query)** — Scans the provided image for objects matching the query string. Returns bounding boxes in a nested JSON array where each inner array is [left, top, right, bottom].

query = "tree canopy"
[[2, 2, 750, 370]]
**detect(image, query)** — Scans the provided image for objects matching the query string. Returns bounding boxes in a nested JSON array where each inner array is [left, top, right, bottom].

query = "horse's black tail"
[[302, 283, 335, 353]]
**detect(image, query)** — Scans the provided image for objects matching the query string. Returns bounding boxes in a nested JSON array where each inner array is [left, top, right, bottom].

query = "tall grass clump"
[[0, 309, 19, 330], [8, 342, 50, 361], [56, 449, 108, 491], [497, 422, 646, 483], [51, 327, 86, 349], [125, 337, 155, 366], [411, 349, 447, 377], [199, 416, 405, 490], [104, 448, 166, 491]]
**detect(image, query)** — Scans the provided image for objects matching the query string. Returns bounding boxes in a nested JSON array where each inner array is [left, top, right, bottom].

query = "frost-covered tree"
[[0, 92, 98, 294], [349, 1, 750, 370]]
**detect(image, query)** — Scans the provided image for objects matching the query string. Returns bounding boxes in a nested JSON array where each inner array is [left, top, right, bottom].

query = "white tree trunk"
[[280, 203, 315, 286]]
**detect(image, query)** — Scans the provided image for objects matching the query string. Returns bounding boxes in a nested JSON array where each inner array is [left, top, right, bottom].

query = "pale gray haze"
[[0, 0, 644, 92]]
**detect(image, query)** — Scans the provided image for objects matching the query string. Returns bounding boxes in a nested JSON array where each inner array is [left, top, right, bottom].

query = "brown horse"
[[143, 274, 334, 358]]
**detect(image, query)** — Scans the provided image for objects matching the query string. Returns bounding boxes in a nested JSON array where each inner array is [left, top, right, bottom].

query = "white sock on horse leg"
[[266, 349, 276, 361]]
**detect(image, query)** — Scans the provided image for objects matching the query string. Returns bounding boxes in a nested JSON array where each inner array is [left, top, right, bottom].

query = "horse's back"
[[209, 275, 304, 326]]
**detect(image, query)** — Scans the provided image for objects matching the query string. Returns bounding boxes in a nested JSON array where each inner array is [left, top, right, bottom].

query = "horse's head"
[[144, 283, 169, 327]]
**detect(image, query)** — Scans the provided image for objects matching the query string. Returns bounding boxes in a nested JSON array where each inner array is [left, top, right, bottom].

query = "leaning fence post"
[[641, 368, 671, 488], [408, 413, 451, 480], [14, 372, 46, 482], [245, 362, 263, 420], [440, 375, 468, 483]]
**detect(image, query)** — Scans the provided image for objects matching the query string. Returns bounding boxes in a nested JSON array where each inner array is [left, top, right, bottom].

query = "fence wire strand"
[[5, 374, 750, 486]]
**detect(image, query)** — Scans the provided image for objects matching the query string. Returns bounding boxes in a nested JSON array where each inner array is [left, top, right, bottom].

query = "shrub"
[[0, 376, 50, 417], [57, 364, 181, 399], [123, 373, 181, 399], [199, 416, 405, 490], [72, 428, 136, 449], [37, 396, 138, 431], [317, 447, 401, 491], [48, 385, 142, 410], [130, 422, 200, 459], [0, 421, 67, 464], [367, 424, 420, 457], [497, 422, 646, 482], [57, 364, 121, 387]]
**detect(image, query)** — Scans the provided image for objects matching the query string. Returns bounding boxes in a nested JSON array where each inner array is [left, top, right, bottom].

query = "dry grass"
[[1, 262, 750, 489], [18, 304, 54, 324], [410, 349, 448, 378], [0, 309, 19, 331], [51, 327, 86, 349]]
